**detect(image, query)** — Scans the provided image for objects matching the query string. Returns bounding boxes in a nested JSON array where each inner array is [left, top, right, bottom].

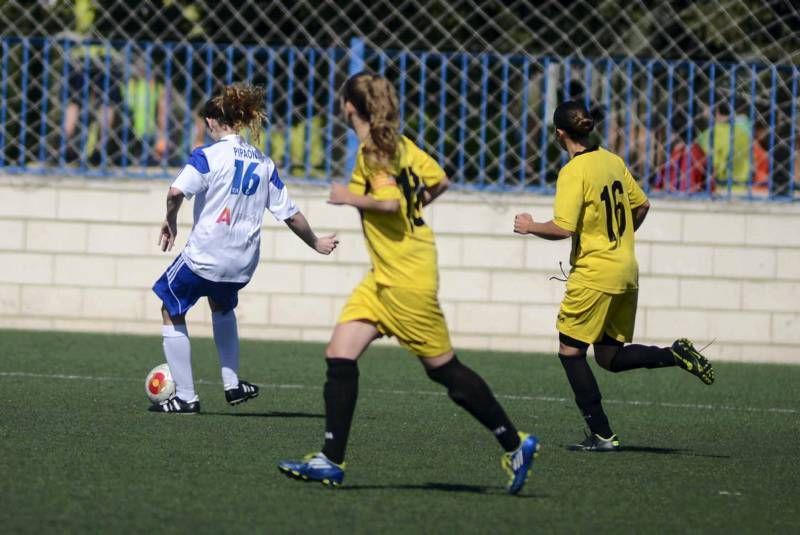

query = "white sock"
[[212, 310, 240, 390], [162, 324, 197, 402]]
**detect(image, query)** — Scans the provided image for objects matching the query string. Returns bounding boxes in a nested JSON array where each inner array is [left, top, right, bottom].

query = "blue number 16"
[[231, 159, 260, 196]]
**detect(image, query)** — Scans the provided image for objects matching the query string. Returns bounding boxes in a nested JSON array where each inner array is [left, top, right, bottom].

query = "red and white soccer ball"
[[145, 363, 176, 403]]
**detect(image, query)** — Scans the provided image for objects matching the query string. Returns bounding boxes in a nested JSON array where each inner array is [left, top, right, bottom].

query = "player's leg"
[[320, 320, 380, 464], [592, 290, 713, 383], [279, 274, 382, 486], [150, 256, 204, 413], [278, 320, 378, 486], [159, 307, 198, 401], [556, 285, 618, 450], [209, 297, 240, 388], [421, 351, 522, 451], [420, 351, 540, 494], [558, 335, 617, 451], [593, 338, 676, 372], [206, 283, 259, 405], [388, 285, 538, 494]]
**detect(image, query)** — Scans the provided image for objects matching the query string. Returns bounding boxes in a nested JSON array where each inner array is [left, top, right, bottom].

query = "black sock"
[[559, 354, 613, 437], [426, 356, 521, 452], [609, 345, 675, 372], [321, 358, 359, 465]]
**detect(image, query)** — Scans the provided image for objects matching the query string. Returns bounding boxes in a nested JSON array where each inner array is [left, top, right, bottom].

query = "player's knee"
[[595, 354, 616, 371]]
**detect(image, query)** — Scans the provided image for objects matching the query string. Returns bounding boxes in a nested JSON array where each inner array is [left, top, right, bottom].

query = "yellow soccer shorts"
[[338, 272, 453, 358], [556, 282, 638, 345]]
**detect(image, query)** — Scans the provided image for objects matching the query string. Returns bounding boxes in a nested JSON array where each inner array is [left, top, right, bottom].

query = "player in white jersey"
[[150, 84, 339, 413]]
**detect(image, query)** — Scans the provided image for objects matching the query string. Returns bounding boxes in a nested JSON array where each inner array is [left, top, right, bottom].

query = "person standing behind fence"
[[278, 72, 539, 494], [513, 100, 714, 451], [697, 101, 752, 192], [150, 84, 339, 413]]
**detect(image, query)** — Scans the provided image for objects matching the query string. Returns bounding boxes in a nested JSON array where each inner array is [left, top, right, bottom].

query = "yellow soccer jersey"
[[348, 136, 445, 290], [553, 146, 648, 294]]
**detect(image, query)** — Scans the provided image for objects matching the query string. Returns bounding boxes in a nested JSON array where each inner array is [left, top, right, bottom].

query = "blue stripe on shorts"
[[153, 255, 247, 317]]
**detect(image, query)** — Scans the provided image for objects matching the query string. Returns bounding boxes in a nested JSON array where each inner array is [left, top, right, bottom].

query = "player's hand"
[[514, 213, 534, 234], [328, 183, 352, 205], [158, 220, 177, 252], [314, 233, 339, 255]]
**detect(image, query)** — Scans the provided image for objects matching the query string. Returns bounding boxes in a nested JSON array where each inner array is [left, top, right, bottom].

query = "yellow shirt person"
[[348, 135, 444, 291]]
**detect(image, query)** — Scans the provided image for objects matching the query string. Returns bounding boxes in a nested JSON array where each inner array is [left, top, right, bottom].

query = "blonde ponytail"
[[340, 72, 401, 171]]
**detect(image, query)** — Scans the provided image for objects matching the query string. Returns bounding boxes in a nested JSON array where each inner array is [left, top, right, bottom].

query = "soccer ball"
[[145, 363, 175, 403]]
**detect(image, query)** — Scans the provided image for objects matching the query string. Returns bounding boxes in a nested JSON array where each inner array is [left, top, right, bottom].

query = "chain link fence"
[[1, 1, 799, 198]]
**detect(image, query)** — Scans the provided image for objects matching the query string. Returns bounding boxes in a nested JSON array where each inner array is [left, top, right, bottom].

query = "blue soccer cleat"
[[278, 452, 345, 487], [501, 432, 540, 495]]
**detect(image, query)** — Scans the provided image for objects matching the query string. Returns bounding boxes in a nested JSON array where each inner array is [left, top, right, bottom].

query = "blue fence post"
[[121, 42, 131, 170], [285, 47, 295, 173], [418, 52, 428, 147], [478, 53, 489, 188], [100, 42, 111, 173], [519, 56, 530, 190], [746, 65, 757, 196], [19, 38, 30, 168], [726, 65, 737, 194], [685, 62, 696, 192], [457, 53, 467, 187], [767, 65, 778, 198], [664, 62, 674, 192], [538, 56, 551, 188], [437, 54, 447, 168], [643, 60, 654, 191], [39, 39, 51, 164], [304, 48, 316, 179], [325, 47, 335, 179], [345, 37, 365, 176], [498, 54, 509, 188], [0, 38, 7, 169], [182, 45, 194, 158], [705, 63, 717, 197], [398, 51, 407, 131], [162, 43, 174, 173], [789, 67, 798, 198], [624, 58, 633, 168]]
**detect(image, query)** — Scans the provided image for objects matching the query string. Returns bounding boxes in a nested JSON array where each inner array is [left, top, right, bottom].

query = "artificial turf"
[[0, 329, 798, 533]]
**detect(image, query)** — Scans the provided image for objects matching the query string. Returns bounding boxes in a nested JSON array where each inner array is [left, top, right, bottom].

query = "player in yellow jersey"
[[514, 100, 714, 452], [279, 72, 539, 494]]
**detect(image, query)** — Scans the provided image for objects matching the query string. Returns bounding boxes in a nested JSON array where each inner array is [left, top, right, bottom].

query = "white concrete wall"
[[1, 175, 798, 363]]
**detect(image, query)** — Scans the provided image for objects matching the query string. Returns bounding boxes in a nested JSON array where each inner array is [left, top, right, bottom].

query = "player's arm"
[[159, 187, 184, 252], [632, 200, 650, 231], [408, 140, 449, 206], [284, 211, 339, 255], [422, 176, 450, 206], [328, 182, 400, 213], [515, 168, 579, 241], [513, 213, 573, 240], [160, 148, 209, 252], [624, 166, 650, 231]]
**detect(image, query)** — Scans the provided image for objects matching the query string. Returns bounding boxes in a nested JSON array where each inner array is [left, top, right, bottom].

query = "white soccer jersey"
[[171, 134, 298, 283]]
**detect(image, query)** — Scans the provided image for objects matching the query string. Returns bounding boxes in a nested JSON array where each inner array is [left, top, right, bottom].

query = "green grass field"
[[1, 329, 798, 533]]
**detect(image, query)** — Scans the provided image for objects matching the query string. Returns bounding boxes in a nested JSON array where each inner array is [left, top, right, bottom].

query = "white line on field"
[[0, 370, 797, 415]]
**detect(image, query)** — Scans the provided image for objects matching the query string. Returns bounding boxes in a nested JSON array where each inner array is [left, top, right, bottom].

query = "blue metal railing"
[[0, 35, 797, 200]]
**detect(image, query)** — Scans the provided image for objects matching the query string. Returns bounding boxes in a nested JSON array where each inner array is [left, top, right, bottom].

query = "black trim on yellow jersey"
[[573, 145, 600, 158]]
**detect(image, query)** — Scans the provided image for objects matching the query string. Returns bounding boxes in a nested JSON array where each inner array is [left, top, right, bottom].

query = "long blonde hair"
[[203, 83, 267, 143], [340, 71, 400, 171]]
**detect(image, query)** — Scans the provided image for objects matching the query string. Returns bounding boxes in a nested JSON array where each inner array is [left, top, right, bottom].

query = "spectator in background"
[[697, 100, 752, 192], [59, 37, 124, 164], [124, 58, 170, 165]]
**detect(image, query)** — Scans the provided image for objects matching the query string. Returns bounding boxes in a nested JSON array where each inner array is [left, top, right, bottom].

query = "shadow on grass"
[[618, 445, 730, 459], [201, 411, 324, 419], [340, 482, 546, 498]]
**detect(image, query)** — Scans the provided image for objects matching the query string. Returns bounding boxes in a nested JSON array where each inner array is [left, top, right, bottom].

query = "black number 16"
[[599, 180, 627, 242]]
